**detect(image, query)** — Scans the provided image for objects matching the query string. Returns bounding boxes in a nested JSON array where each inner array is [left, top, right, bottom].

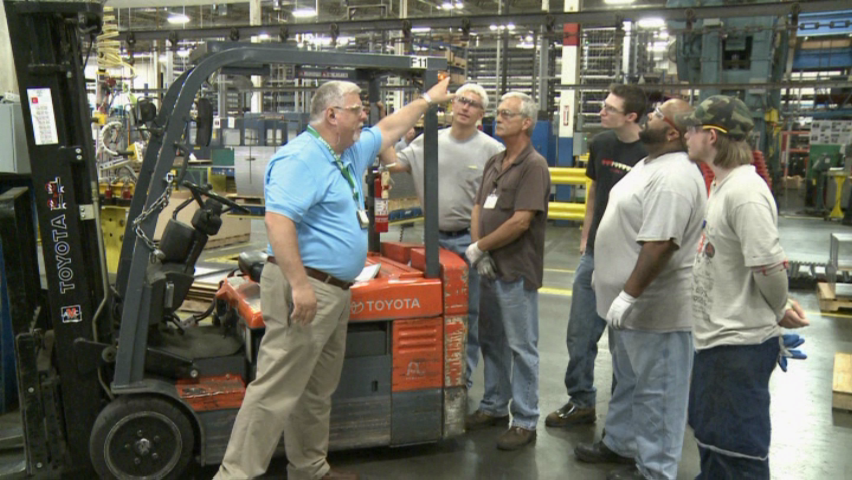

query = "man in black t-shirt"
[[546, 84, 647, 429]]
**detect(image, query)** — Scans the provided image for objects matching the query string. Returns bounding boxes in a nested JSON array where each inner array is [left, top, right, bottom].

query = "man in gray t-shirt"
[[380, 83, 505, 390], [575, 99, 705, 480], [683, 95, 808, 479]]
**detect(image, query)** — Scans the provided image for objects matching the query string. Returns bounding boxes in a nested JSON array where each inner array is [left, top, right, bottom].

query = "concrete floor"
[[2, 214, 852, 479]]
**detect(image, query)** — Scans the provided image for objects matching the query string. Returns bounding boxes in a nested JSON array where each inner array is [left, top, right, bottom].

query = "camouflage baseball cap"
[[677, 95, 754, 140]]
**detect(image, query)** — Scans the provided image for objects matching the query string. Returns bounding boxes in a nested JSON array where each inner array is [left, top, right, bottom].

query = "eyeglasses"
[[601, 102, 625, 115], [333, 104, 366, 114], [454, 96, 484, 109], [687, 124, 728, 135], [496, 109, 522, 119], [653, 106, 680, 131]]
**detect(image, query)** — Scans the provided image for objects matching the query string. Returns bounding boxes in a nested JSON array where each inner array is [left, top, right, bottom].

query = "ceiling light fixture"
[[292, 7, 317, 18], [167, 13, 190, 25], [604, 0, 634, 4], [637, 18, 666, 29], [412, 27, 431, 33]]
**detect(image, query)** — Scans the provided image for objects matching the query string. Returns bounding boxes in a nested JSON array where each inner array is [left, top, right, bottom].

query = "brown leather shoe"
[[465, 410, 510, 431], [545, 402, 596, 427], [574, 440, 635, 465], [321, 468, 359, 480], [496, 426, 537, 451]]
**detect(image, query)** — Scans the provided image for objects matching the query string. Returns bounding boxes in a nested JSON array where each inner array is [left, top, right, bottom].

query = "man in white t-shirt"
[[575, 99, 706, 480], [380, 84, 505, 390], [682, 95, 808, 479]]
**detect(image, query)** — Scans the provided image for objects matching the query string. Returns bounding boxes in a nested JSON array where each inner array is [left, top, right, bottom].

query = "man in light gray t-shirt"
[[594, 152, 706, 331], [575, 99, 705, 480], [396, 127, 504, 231], [380, 83, 504, 390]]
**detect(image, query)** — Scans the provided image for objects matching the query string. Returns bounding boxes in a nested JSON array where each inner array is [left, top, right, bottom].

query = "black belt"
[[438, 228, 470, 237], [267, 257, 353, 290]]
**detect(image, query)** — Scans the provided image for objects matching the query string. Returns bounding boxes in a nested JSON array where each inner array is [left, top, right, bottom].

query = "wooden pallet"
[[834, 353, 852, 412], [817, 282, 852, 313]]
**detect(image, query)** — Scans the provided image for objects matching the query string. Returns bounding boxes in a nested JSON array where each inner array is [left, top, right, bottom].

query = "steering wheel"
[[181, 181, 251, 215]]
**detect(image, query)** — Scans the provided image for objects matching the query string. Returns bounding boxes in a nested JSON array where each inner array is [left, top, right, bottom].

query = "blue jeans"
[[438, 232, 480, 390], [564, 252, 609, 408], [478, 277, 540, 430], [604, 329, 692, 480], [689, 337, 779, 480]]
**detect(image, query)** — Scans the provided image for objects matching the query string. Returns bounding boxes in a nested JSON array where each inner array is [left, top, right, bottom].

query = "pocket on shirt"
[[497, 188, 516, 210]]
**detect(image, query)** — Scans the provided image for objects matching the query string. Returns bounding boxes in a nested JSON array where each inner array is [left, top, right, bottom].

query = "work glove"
[[477, 253, 497, 280], [606, 290, 636, 330], [777, 333, 807, 372], [465, 242, 485, 266]]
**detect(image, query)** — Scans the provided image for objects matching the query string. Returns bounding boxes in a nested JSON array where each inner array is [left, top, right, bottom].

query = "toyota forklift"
[[1, 1, 468, 478]]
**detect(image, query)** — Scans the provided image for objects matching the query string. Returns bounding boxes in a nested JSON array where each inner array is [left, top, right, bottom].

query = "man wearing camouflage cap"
[[684, 95, 809, 479]]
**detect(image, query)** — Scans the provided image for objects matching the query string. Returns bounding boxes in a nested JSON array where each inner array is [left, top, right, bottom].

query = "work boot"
[[465, 410, 510, 430], [606, 466, 646, 480], [545, 402, 596, 427], [574, 440, 635, 465], [496, 426, 536, 451]]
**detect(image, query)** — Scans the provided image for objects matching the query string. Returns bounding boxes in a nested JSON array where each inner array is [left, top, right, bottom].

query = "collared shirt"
[[474, 142, 550, 290], [265, 126, 383, 282]]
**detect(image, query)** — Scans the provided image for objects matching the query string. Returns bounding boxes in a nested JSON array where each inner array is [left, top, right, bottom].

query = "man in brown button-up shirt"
[[463, 92, 551, 451]]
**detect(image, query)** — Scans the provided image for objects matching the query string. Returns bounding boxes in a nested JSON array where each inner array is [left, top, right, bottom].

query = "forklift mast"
[[3, 0, 110, 470], [2, 0, 450, 472]]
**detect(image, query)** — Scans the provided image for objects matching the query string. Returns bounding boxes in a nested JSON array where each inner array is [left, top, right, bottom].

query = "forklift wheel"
[[90, 395, 195, 480]]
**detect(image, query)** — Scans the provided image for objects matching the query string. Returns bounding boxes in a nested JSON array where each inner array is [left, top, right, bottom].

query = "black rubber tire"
[[89, 395, 195, 480]]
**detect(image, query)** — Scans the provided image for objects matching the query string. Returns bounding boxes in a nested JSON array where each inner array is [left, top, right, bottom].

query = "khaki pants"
[[215, 263, 351, 480]]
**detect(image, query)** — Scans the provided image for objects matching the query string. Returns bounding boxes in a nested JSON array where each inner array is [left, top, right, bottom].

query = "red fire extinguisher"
[[374, 171, 389, 233]]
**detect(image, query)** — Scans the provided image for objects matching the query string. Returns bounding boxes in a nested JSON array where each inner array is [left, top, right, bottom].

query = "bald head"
[[661, 98, 692, 135]]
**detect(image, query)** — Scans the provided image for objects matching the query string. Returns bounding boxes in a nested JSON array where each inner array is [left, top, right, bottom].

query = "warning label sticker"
[[27, 88, 59, 145], [61, 305, 82, 323]]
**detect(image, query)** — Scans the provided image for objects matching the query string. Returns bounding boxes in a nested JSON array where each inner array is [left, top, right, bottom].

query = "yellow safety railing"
[[548, 166, 590, 222]]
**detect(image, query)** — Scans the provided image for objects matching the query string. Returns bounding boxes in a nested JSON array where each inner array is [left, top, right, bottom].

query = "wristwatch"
[[421, 92, 433, 106]]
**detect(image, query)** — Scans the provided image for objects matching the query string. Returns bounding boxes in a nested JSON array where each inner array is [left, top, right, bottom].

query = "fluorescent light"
[[604, 0, 634, 4], [292, 7, 317, 18], [525, 35, 533, 42], [258, 33, 270, 40], [412, 27, 431, 33], [507, 23, 515, 31], [177, 49, 191, 57], [656, 30, 670, 39], [517, 42, 535, 49], [489, 24, 497, 31], [637, 17, 665, 29], [453, 2, 463, 8], [441, 2, 453, 9], [167, 13, 190, 25], [649, 41, 668, 52]]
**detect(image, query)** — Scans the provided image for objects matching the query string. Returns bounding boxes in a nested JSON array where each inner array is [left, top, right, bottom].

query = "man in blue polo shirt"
[[215, 77, 453, 480]]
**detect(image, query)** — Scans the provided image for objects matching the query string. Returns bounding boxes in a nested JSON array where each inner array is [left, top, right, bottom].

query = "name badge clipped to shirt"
[[483, 191, 499, 209], [357, 209, 370, 228]]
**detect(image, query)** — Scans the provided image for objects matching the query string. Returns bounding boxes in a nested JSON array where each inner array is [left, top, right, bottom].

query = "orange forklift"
[[2, 2, 467, 478]]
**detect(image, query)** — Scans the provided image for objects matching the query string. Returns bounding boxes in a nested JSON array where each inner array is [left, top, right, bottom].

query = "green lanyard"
[[307, 126, 360, 205]]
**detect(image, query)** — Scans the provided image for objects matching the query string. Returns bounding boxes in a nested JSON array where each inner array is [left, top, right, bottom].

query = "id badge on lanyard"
[[483, 189, 499, 209]]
